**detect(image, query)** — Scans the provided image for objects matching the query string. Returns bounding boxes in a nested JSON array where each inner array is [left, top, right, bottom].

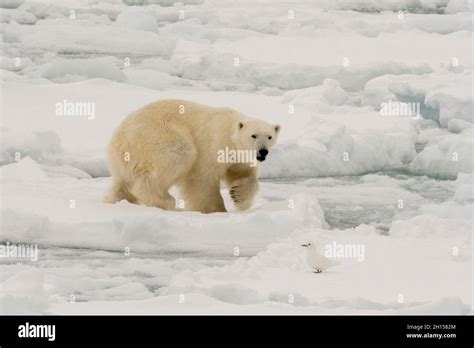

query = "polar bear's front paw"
[[229, 178, 258, 211], [229, 185, 244, 203]]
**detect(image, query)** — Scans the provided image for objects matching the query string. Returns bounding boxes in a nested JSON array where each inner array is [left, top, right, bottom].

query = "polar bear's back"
[[107, 99, 244, 179], [120, 99, 241, 134]]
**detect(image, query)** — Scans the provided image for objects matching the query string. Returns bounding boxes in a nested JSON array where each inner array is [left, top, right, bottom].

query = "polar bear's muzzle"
[[257, 148, 268, 162]]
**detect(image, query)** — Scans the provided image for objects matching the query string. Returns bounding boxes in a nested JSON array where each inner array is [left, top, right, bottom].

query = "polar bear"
[[104, 99, 280, 213]]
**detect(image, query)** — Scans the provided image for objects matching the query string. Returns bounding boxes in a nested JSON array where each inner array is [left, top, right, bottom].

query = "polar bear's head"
[[232, 119, 281, 162]]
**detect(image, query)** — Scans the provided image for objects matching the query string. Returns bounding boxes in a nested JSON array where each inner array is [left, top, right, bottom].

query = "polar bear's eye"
[[268, 136, 272, 140], [251, 135, 257, 139]]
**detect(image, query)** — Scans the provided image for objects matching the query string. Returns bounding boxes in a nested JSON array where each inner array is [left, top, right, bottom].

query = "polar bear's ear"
[[238, 122, 245, 129], [274, 124, 281, 133]]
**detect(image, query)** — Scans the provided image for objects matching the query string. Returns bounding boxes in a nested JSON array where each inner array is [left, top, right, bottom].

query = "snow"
[[409, 128, 473, 178], [3, 20, 170, 55], [124, 68, 193, 90], [114, 7, 159, 33], [1, 158, 325, 254], [448, 118, 473, 133], [0, 55, 33, 71], [453, 173, 474, 204], [0, 128, 62, 165], [0, 7, 37, 24], [0, 156, 46, 180], [0, 0, 25, 9], [40, 57, 127, 83], [0, 0, 472, 315], [0, 79, 420, 178], [445, 0, 474, 13], [362, 70, 473, 127]]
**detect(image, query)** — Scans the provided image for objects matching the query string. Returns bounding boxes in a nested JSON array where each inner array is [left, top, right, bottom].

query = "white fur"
[[104, 99, 280, 213]]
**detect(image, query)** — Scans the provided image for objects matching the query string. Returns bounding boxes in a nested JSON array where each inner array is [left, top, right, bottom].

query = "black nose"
[[259, 149, 268, 157]]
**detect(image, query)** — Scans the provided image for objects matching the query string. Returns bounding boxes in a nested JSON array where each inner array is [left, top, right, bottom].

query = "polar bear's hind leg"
[[129, 126, 197, 210], [130, 175, 176, 210], [103, 179, 137, 204]]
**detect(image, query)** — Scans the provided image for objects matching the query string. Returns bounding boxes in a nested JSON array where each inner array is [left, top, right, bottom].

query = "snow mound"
[[0, 69, 24, 81], [0, 56, 34, 71], [452, 173, 474, 204], [124, 68, 193, 90], [0, 270, 50, 314], [160, 222, 471, 312], [173, 40, 433, 91], [39, 163, 92, 179], [448, 119, 473, 133], [1, 160, 325, 254], [41, 57, 127, 83], [291, 0, 470, 14], [263, 106, 417, 178], [0, 128, 62, 165], [282, 79, 349, 110], [114, 7, 159, 33], [216, 29, 470, 69], [315, 0, 448, 13], [445, 0, 474, 13], [0, 0, 24, 9], [396, 297, 470, 314], [362, 70, 473, 128], [0, 156, 46, 180], [409, 129, 473, 179], [0, 7, 36, 24], [390, 200, 472, 240], [122, 0, 203, 6], [3, 20, 170, 55]]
